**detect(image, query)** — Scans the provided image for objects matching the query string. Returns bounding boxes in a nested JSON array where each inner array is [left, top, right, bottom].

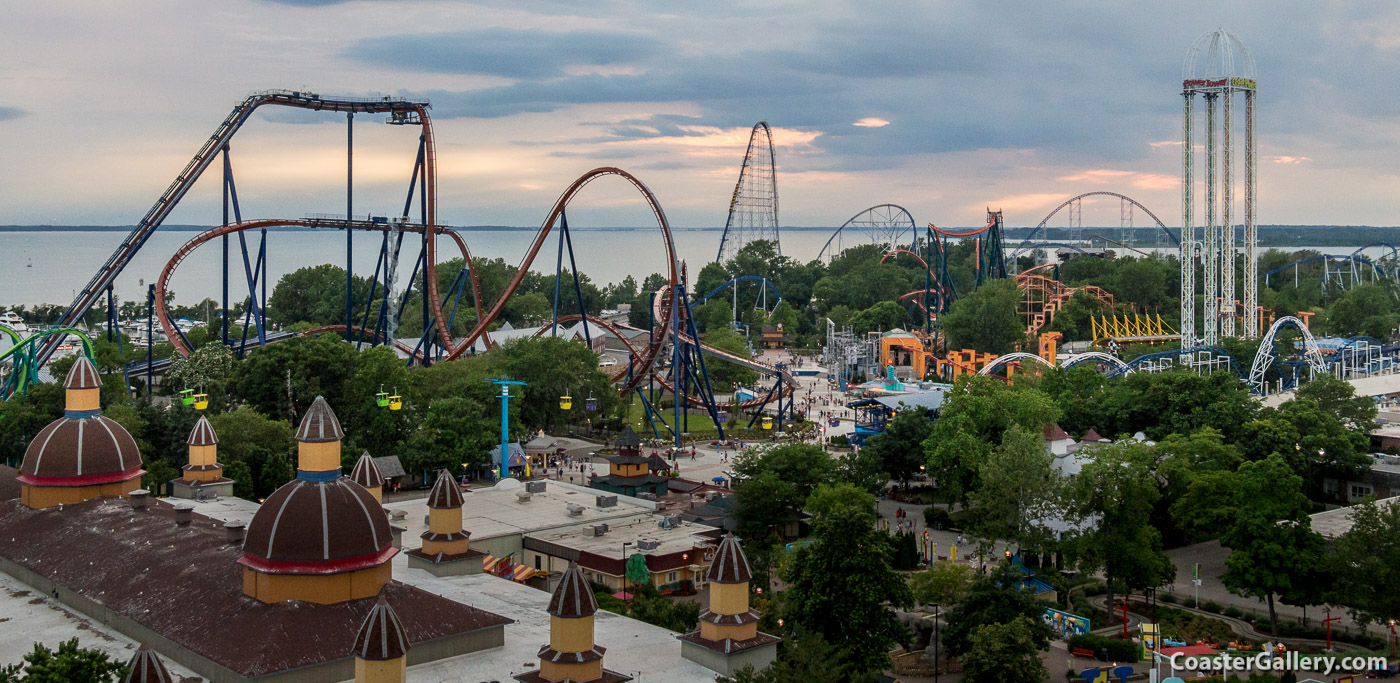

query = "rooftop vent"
[[224, 521, 245, 544], [129, 489, 149, 511], [525, 481, 547, 494], [589, 523, 609, 536], [637, 492, 658, 502], [172, 503, 194, 526], [195, 487, 218, 502], [515, 490, 533, 503], [389, 509, 407, 522], [596, 495, 618, 509], [636, 539, 659, 552], [566, 503, 586, 517]]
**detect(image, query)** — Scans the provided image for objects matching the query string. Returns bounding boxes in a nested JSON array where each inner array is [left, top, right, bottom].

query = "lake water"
[[0, 227, 1391, 308]]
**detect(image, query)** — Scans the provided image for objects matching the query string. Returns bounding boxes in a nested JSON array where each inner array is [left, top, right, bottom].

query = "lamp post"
[[485, 377, 527, 481], [1390, 619, 1396, 658]]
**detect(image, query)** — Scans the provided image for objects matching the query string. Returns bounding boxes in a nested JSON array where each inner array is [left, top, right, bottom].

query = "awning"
[[482, 554, 548, 583]]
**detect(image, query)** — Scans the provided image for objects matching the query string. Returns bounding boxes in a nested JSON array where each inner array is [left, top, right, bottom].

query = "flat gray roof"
[[1310, 495, 1400, 539], [384, 479, 654, 542]]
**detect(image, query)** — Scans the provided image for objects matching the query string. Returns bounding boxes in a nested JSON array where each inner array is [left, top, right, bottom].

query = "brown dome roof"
[[187, 416, 219, 446], [240, 478, 393, 570], [64, 356, 102, 390], [351, 451, 384, 489], [706, 533, 752, 584], [352, 596, 410, 661], [121, 644, 173, 683], [547, 564, 597, 619], [425, 469, 463, 509], [19, 415, 142, 483], [295, 396, 343, 443]]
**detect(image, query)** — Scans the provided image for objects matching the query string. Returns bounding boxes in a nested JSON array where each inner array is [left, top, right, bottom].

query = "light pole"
[[485, 377, 527, 481]]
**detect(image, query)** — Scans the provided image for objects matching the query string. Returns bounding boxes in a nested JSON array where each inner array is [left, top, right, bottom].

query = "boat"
[[0, 312, 31, 336]]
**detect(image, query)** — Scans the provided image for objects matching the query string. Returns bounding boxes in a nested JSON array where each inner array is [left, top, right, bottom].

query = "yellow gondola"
[[761, 416, 773, 430], [179, 389, 196, 406], [389, 395, 403, 411], [560, 395, 572, 410], [376, 391, 390, 408], [193, 393, 209, 410]]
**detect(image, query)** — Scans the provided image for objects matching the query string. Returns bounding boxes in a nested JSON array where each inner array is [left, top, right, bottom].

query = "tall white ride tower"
[[1182, 29, 1258, 345]]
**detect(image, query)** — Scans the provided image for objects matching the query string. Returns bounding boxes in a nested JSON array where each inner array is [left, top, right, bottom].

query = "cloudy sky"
[[3, 1, 1399, 230]]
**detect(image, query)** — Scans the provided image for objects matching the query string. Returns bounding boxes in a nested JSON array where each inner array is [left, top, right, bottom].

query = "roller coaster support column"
[[486, 378, 527, 481], [221, 146, 230, 346], [346, 111, 354, 342], [672, 283, 682, 449], [146, 284, 155, 394], [106, 286, 115, 343], [676, 280, 726, 441]]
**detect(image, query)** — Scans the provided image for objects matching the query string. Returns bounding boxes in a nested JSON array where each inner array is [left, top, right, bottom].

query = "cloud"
[[852, 118, 890, 128], [1267, 156, 1311, 164], [350, 29, 664, 79], [1058, 169, 1177, 190], [0, 106, 24, 122]]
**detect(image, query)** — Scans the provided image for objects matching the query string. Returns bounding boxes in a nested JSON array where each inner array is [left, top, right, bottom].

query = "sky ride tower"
[[716, 122, 780, 262], [1181, 29, 1258, 346]]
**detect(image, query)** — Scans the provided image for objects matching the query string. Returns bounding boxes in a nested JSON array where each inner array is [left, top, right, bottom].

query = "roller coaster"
[[1, 327, 95, 398], [1009, 191, 1179, 259], [967, 313, 1388, 395], [1261, 243, 1399, 292], [21, 91, 799, 441]]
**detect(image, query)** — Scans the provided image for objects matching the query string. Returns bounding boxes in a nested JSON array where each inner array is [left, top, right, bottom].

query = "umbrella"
[[611, 591, 634, 600], [712, 476, 726, 483]]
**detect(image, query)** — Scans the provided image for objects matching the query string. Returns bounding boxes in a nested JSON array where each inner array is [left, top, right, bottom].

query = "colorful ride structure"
[[1090, 312, 1180, 348], [1, 327, 96, 399], [1261, 243, 1398, 294]]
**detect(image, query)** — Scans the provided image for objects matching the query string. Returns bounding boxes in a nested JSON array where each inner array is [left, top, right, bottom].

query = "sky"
[[3, 1, 1400, 230]]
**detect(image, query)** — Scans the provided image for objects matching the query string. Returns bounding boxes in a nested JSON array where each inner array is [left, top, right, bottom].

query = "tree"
[[848, 301, 907, 336], [781, 483, 914, 675], [209, 407, 293, 498], [1294, 373, 1378, 431], [1067, 441, 1175, 616], [260, 452, 295, 494], [923, 376, 1060, 504], [940, 279, 1024, 354], [701, 326, 760, 388], [0, 638, 127, 682], [1222, 455, 1329, 636], [483, 336, 615, 432], [717, 629, 850, 683], [940, 563, 1054, 656], [265, 264, 373, 327], [164, 342, 234, 407], [834, 448, 888, 494], [732, 443, 835, 504], [1325, 283, 1399, 339], [967, 424, 1060, 552], [404, 397, 498, 478], [1329, 498, 1400, 626], [958, 616, 1049, 683], [337, 345, 413, 464], [909, 562, 975, 606], [767, 300, 799, 332], [230, 335, 359, 424], [1274, 398, 1370, 495], [860, 409, 933, 487], [734, 471, 800, 548]]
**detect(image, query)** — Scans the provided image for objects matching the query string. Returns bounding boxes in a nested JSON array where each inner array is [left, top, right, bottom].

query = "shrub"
[[1160, 592, 1178, 604], [923, 506, 952, 529], [1066, 634, 1139, 663], [1223, 606, 1242, 618], [1201, 601, 1222, 613]]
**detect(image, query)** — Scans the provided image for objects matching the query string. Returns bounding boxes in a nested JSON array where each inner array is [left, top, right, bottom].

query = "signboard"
[[1044, 607, 1091, 637]]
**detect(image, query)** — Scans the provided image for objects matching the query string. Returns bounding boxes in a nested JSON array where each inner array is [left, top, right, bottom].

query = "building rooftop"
[[392, 564, 714, 681], [1310, 495, 1400, 539], [384, 479, 654, 543], [526, 514, 715, 561], [0, 497, 510, 679]]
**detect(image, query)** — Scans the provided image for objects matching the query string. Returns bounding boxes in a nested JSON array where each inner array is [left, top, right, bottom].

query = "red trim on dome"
[[237, 546, 399, 575], [16, 467, 145, 487]]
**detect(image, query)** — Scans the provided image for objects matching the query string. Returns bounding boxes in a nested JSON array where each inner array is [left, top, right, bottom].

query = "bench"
[[1071, 648, 1096, 659]]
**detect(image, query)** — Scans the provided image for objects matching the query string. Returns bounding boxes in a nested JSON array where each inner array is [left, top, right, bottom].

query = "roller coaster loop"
[[1249, 316, 1326, 392]]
